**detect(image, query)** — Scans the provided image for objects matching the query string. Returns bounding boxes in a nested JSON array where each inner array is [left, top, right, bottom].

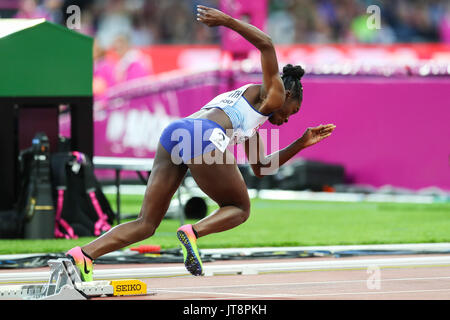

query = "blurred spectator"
[[129, 11, 154, 46], [43, 0, 63, 24], [95, 0, 133, 49], [14, 0, 50, 20], [439, 3, 450, 43], [112, 34, 153, 82], [158, 0, 194, 44], [267, 6, 296, 44], [93, 39, 116, 100]]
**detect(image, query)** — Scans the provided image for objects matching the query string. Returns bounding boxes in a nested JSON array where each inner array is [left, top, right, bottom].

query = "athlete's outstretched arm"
[[244, 124, 336, 177], [196, 5, 284, 113]]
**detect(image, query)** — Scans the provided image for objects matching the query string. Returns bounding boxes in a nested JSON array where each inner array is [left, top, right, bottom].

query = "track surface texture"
[[99, 255, 450, 300], [2, 254, 449, 300]]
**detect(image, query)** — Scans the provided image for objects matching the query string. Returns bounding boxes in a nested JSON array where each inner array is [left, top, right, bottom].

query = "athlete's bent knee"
[[240, 209, 250, 224], [237, 202, 251, 224]]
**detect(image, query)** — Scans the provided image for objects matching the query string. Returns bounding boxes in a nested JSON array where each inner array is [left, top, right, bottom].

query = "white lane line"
[[273, 288, 450, 298], [2, 255, 450, 284], [153, 288, 292, 299], [151, 276, 450, 290]]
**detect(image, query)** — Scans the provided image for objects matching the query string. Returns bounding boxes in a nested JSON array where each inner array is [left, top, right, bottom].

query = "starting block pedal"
[[0, 258, 150, 300]]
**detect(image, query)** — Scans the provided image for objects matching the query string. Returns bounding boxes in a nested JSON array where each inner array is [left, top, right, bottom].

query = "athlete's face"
[[269, 92, 302, 126]]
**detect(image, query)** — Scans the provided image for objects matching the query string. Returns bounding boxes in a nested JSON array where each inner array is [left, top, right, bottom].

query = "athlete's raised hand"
[[196, 5, 230, 27], [300, 124, 336, 148], [197, 4, 284, 115]]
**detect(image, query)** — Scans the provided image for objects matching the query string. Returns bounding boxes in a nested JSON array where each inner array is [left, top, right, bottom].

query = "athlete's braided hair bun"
[[282, 64, 305, 80], [281, 64, 304, 100]]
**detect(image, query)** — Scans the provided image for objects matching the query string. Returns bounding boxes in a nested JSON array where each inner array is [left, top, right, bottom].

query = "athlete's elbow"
[[252, 164, 269, 178], [253, 160, 280, 178], [257, 36, 274, 51], [250, 164, 263, 178]]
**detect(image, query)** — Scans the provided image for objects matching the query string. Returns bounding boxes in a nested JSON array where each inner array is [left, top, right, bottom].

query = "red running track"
[[1, 254, 449, 300], [91, 255, 450, 300]]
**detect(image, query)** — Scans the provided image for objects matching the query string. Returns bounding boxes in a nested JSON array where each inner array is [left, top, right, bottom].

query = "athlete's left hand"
[[300, 124, 336, 148]]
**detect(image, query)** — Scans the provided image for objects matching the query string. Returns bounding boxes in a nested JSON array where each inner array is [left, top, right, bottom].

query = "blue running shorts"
[[159, 118, 228, 164]]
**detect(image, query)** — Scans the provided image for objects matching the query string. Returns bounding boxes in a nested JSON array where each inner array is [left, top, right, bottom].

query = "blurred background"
[[2, 0, 450, 76], [2, 0, 450, 45], [1, 0, 449, 191]]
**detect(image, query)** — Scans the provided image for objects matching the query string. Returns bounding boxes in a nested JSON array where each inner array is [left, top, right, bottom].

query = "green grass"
[[1, 195, 449, 254]]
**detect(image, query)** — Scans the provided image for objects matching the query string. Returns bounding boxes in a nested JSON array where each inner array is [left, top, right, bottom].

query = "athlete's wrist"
[[223, 15, 236, 28], [295, 136, 308, 150]]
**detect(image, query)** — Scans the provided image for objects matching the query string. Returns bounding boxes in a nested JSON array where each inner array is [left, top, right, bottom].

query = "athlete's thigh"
[[139, 142, 188, 223], [187, 149, 250, 209]]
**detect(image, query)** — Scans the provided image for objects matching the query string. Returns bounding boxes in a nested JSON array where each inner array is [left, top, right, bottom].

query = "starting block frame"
[[0, 258, 150, 300]]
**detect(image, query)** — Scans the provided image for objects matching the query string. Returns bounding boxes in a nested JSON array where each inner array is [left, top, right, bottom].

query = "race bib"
[[208, 128, 230, 153]]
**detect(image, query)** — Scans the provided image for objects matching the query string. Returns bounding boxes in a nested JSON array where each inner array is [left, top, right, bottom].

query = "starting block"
[[0, 258, 150, 300]]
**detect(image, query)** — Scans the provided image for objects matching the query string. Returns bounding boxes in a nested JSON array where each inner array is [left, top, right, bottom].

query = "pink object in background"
[[87, 71, 450, 191], [14, 0, 50, 20], [260, 76, 450, 191], [439, 12, 450, 43], [114, 49, 153, 82], [220, 0, 268, 57], [93, 58, 116, 99]]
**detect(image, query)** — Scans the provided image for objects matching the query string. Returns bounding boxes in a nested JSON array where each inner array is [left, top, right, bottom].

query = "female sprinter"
[[66, 5, 336, 280]]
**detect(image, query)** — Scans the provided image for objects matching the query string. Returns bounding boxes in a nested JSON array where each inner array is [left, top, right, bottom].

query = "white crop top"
[[201, 84, 271, 145]]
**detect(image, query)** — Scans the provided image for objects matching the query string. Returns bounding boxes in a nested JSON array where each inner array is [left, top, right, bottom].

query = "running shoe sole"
[[177, 229, 203, 276]]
